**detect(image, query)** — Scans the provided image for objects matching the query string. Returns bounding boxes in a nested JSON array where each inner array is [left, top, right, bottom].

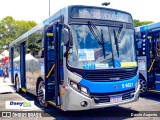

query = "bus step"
[[47, 83, 55, 85], [47, 90, 55, 93], [47, 77, 55, 83], [48, 100, 56, 106], [47, 86, 55, 91], [48, 90, 55, 93], [148, 76, 153, 78]]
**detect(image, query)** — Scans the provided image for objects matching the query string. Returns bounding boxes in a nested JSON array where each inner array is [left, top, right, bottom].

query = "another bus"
[[136, 22, 160, 95], [9, 5, 140, 111]]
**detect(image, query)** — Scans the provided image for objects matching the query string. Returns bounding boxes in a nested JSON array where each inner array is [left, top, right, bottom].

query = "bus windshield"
[[68, 24, 136, 69]]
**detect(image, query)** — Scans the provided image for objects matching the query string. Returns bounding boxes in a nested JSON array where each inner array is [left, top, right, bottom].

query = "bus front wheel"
[[139, 78, 148, 96], [37, 81, 48, 107]]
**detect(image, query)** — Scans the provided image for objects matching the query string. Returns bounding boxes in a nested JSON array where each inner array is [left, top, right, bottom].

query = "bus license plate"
[[110, 95, 122, 103]]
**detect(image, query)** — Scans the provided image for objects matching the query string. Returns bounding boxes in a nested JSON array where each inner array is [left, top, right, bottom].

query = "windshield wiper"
[[88, 21, 106, 58], [113, 29, 119, 57], [101, 29, 105, 59], [117, 24, 126, 43], [113, 24, 126, 58]]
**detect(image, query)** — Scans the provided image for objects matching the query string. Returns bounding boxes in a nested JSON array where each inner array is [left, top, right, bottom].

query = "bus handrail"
[[148, 59, 155, 72], [46, 64, 55, 78]]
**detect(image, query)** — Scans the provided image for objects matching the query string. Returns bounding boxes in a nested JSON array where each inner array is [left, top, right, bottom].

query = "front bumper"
[[65, 82, 140, 111]]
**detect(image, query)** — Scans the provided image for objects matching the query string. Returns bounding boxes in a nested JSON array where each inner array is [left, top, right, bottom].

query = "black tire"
[[139, 78, 148, 96], [37, 81, 48, 107], [15, 76, 21, 93]]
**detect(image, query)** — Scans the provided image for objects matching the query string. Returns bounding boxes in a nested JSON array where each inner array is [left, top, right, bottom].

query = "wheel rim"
[[139, 78, 147, 93], [37, 83, 48, 107]]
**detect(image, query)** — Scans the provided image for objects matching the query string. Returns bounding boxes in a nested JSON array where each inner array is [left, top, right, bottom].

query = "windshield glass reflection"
[[68, 24, 136, 69]]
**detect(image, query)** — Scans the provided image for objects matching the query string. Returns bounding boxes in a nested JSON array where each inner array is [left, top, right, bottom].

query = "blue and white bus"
[[135, 22, 160, 95], [9, 5, 140, 111]]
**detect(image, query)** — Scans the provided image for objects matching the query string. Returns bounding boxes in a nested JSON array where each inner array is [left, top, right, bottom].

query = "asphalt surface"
[[0, 77, 15, 94], [0, 77, 54, 120], [0, 77, 160, 120]]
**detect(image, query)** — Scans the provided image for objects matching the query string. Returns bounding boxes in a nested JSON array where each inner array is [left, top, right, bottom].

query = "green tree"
[[0, 16, 37, 52], [0, 16, 16, 46], [134, 19, 153, 27], [14, 20, 37, 38]]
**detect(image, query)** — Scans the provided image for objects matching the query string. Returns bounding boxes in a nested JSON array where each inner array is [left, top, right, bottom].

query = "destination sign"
[[70, 6, 133, 23]]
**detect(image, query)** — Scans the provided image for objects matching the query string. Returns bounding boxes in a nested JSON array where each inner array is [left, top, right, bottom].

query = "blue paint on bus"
[[80, 75, 138, 93]]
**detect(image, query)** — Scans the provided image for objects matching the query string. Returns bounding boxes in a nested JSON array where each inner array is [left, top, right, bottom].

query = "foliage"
[[134, 19, 153, 27], [15, 20, 37, 38], [0, 16, 37, 52], [0, 16, 16, 47]]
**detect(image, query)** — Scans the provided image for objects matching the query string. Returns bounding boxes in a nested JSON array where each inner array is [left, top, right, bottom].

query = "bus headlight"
[[69, 79, 89, 96], [70, 81, 79, 90], [81, 86, 88, 94]]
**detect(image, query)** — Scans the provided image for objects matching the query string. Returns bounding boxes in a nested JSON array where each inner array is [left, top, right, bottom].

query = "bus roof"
[[135, 22, 160, 33], [9, 5, 133, 48]]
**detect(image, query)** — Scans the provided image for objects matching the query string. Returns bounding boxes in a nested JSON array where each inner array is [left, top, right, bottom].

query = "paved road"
[[0, 77, 15, 94], [1, 92, 159, 120], [0, 77, 160, 120], [0, 77, 54, 120]]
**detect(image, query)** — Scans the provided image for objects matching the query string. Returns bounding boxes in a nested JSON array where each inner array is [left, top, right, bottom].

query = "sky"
[[0, 0, 159, 23]]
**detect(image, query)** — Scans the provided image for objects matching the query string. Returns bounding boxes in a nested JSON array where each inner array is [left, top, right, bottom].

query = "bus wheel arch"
[[139, 74, 148, 96], [15, 74, 21, 93], [37, 79, 48, 107]]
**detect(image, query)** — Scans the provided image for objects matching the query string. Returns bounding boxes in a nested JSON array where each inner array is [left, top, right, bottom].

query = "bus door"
[[148, 32, 160, 90], [10, 47, 14, 83], [20, 42, 26, 89], [153, 32, 160, 91], [44, 22, 62, 106]]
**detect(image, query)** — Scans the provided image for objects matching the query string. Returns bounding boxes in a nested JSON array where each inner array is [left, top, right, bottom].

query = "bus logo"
[[114, 85, 118, 90]]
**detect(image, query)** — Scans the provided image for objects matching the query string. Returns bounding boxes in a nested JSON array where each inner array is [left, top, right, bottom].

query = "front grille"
[[90, 89, 135, 103], [84, 68, 137, 82]]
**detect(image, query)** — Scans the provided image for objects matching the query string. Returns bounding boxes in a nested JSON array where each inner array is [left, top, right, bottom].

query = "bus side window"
[[38, 48, 44, 58], [48, 40, 54, 50]]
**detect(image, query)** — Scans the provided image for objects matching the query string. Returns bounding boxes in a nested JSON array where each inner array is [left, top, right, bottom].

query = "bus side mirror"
[[63, 24, 73, 46], [63, 24, 73, 57], [64, 29, 70, 46]]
